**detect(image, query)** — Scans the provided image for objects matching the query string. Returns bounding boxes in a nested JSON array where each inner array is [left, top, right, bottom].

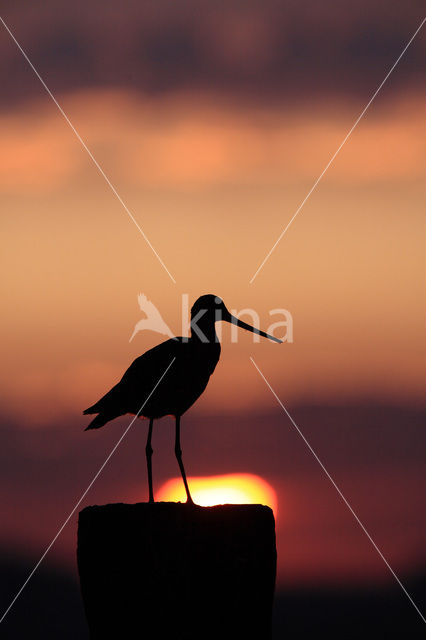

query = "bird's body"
[[84, 294, 281, 503], [84, 336, 220, 428]]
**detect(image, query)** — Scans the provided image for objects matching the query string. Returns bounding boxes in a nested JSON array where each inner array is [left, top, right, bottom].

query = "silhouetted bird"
[[84, 295, 281, 503]]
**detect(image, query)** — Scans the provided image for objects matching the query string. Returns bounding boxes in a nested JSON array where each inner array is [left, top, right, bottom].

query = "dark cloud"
[[1, 400, 425, 637], [0, 551, 87, 639], [1, 402, 425, 589], [0, 1, 424, 107], [1, 550, 424, 638]]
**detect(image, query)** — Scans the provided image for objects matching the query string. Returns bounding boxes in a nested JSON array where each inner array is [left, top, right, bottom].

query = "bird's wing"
[[143, 300, 163, 319], [83, 380, 123, 415], [84, 338, 182, 418], [135, 293, 175, 338], [137, 293, 148, 310], [121, 338, 181, 388]]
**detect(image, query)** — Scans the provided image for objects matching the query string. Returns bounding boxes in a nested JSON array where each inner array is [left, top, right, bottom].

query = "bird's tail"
[[84, 413, 111, 430], [83, 383, 123, 429], [83, 405, 97, 415]]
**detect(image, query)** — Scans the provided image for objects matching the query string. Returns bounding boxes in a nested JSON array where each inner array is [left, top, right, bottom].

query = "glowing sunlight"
[[157, 473, 278, 516]]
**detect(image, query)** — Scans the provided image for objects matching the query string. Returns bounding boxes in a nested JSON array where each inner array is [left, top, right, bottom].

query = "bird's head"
[[190, 294, 282, 343], [191, 294, 227, 320]]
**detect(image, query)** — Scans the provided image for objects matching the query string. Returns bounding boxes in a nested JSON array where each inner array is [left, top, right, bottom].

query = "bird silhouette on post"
[[83, 295, 282, 503]]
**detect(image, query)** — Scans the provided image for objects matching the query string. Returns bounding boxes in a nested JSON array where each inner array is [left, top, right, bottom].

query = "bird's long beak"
[[225, 313, 283, 344]]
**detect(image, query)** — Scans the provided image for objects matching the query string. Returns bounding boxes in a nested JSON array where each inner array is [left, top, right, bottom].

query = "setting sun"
[[157, 473, 278, 516]]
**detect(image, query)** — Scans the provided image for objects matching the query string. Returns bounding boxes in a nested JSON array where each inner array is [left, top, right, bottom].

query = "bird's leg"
[[146, 418, 154, 503], [174, 416, 194, 504]]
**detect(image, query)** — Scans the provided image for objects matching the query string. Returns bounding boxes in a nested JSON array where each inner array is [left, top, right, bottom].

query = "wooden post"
[[77, 502, 276, 639]]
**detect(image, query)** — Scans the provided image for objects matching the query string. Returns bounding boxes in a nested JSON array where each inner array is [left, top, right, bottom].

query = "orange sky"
[[0, 89, 425, 424], [1, 12, 425, 635]]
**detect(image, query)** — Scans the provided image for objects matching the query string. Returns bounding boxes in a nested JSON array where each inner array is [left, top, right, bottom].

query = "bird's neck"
[[190, 317, 219, 344]]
